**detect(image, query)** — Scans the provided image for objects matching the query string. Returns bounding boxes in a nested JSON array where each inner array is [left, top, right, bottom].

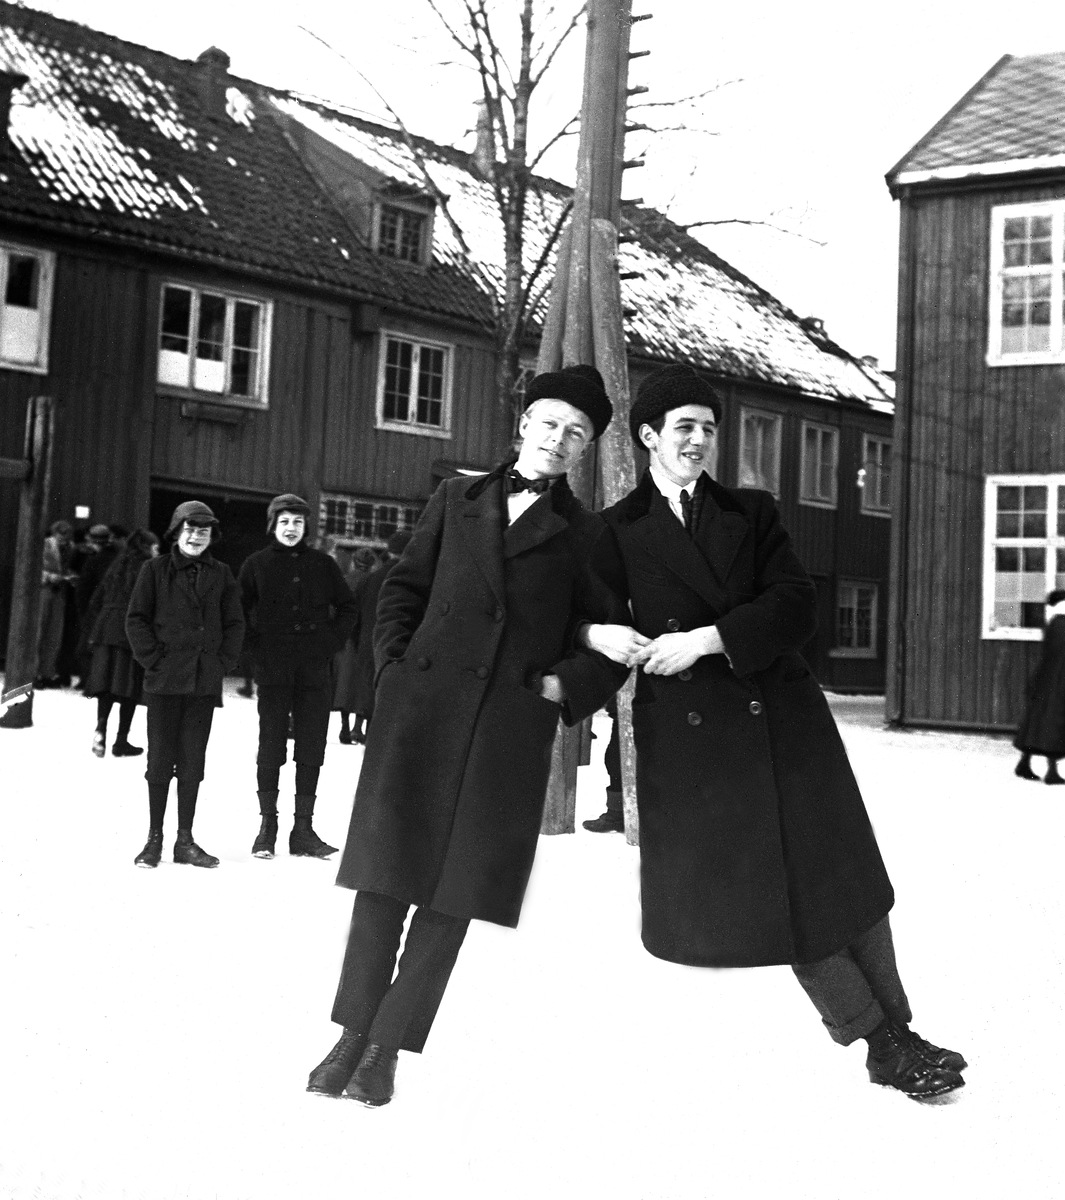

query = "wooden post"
[[539, 0, 636, 836], [0, 396, 56, 729]]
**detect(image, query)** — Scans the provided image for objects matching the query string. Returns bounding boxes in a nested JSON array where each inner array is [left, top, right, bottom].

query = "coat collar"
[[623, 470, 750, 608]]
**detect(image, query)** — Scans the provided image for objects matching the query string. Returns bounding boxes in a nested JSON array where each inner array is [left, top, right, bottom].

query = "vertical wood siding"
[[894, 181, 1065, 728]]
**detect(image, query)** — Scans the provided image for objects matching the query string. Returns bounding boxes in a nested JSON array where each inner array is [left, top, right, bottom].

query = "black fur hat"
[[524, 364, 612, 440], [629, 364, 723, 442]]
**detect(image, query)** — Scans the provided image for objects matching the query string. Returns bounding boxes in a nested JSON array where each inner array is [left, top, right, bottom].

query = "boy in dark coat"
[[582, 364, 966, 1101], [238, 494, 358, 859], [1014, 589, 1065, 783], [126, 501, 245, 869], [306, 365, 628, 1107]]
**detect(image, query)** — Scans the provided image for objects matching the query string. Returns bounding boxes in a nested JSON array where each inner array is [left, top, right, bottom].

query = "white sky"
[[26, 0, 1065, 370]]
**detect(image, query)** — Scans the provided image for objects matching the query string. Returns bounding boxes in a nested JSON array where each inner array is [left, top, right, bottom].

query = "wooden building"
[[887, 51, 1065, 728], [0, 1, 893, 691]]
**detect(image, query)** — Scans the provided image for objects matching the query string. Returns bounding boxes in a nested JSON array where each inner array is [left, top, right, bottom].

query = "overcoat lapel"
[[694, 484, 749, 584], [458, 478, 506, 608], [502, 492, 568, 559]]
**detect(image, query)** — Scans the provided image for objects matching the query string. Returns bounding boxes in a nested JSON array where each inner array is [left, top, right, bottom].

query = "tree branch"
[[683, 218, 827, 247], [527, 111, 580, 171], [630, 79, 743, 109], [530, 4, 586, 89]]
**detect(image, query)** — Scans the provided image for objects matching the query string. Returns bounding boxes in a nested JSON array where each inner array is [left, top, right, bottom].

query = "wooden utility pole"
[[539, 0, 645, 842], [0, 395, 56, 730]]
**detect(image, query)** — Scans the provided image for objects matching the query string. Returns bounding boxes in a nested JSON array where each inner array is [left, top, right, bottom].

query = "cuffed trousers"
[[791, 915, 912, 1046], [331, 891, 469, 1054]]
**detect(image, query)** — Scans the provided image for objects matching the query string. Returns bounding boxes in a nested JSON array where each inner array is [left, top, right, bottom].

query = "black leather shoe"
[[290, 823, 338, 858], [252, 815, 278, 859], [338, 728, 353, 745], [173, 831, 219, 868], [307, 1029, 367, 1097], [134, 828, 163, 868], [1015, 761, 1039, 781], [112, 740, 144, 757], [905, 1028, 967, 1072], [582, 809, 624, 833], [344, 1043, 398, 1106], [867, 1023, 964, 1100]]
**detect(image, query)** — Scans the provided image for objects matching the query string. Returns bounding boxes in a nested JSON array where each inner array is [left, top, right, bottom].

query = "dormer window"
[[374, 201, 432, 265]]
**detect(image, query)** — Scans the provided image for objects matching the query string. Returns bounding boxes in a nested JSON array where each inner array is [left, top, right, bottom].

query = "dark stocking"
[[116, 700, 135, 742], [177, 780, 200, 830], [340, 711, 351, 737], [257, 763, 281, 793], [1015, 753, 1038, 781], [96, 696, 114, 734], [295, 763, 321, 796], [1046, 757, 1064, 784], [148, 781, 170, 828]]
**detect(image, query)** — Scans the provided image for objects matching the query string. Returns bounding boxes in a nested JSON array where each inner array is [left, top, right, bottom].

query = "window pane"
[[160, 286, 191, 353], [5, 255, 39, 308], [233, 301, 260, 349], [997, 512, 1020, 537], [416, 346, 444, 426], [1023, 547, 1046, 573], [996, 547, 1020, 573], [197, 294, 226, 361], [384, 339, 412, 421], [230, 348, 257, 396]]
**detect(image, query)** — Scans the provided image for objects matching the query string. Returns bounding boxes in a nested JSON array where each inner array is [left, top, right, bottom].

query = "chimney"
[[194, 47, 231, 117], [0, 71, 28, 151], [473, 102, 496, 179], [860, 354, 879, 370]]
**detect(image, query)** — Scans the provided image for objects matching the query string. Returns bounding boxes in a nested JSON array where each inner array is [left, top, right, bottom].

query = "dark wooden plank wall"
[[893, 180, 1065, 728]]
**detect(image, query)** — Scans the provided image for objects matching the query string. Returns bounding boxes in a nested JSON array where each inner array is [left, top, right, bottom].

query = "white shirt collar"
[[649, 463, 699, 504]]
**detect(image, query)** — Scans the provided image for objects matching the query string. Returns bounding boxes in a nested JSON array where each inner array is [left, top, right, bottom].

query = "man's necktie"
[[506, 470, 552, 495], [680, 487, 694, 534]]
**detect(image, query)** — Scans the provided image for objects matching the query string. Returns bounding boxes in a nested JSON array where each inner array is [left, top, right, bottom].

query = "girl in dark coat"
[[125, 501, 244, 869], [332, 546, 378, 744], [84, 529, 159, 757], [1014, 589, 1065, 783]]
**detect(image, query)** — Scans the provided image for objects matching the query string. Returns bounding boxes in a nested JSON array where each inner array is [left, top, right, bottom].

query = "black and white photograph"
[[1, 0, 1064, 1196]]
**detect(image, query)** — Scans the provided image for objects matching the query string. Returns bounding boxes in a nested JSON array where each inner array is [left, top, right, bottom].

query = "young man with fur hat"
[[126, 501, 245, 868], [238, 494, 358, 860], [581, 363, 967, 1102], [306, 364, 629, 1107]]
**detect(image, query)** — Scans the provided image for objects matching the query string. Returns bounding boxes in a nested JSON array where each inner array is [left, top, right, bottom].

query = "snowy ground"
[[1, 682, 1063, 1200]]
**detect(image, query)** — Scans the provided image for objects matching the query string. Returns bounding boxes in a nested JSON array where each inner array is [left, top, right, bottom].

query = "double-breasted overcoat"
[[593, 473, 894, 968], [126, 547, 245, 697], [1014, 614, 1065, 756], [335, 469, 628, 928]]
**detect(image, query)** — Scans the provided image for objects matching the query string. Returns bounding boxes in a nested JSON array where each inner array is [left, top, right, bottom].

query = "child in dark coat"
[[1014, 589, 1065, 784]]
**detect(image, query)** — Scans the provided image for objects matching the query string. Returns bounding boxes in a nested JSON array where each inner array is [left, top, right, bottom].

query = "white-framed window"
[[319, 492, 424, 547], [860, 434, 892, 515], [375, 203, 431, 265], [799, 421, 839, 508], [376, 332, 453, 436], [0, 242, 55, 373], [983, 474, 1065, 639], [833, 580, 878, 658], [157, 283, 272, 405], [738, 408, 782, 495], [988, 200, 1065, 366]]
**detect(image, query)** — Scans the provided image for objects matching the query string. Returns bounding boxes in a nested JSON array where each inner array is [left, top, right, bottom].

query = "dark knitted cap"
[[165, 500, 218, 538], [629, 364, 723, 441], [87, 523, 111, 542], [524, 364, 612, 440], [387, 530, 413, 556], [267, 492, 310, 531]]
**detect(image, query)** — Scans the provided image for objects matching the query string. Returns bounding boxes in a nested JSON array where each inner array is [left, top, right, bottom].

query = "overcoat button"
[[294, 623, 301, 631], [687, 711, 702, 726], [678, 669, 693, 681], [494, 608, 504, 622], [442, 602, 450, 613], [416, 657, 430, 670], [749, 700, 763, 716], [293, 576, 300, 583], [475, 666, 489, 679], [666, 618, 681, 632]]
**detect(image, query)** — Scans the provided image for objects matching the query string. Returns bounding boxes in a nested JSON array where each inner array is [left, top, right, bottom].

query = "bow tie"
[[506, 470, 553, 495]]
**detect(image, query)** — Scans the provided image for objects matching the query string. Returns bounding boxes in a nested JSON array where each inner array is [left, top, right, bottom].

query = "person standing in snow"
[[125, 501, 244, 869], [582, 364, 967, 1101], [332, 545, 378, 744], [238, 494, 358, 860], [305, 365, 628, 1108], [1014, 590, 1065, 784]]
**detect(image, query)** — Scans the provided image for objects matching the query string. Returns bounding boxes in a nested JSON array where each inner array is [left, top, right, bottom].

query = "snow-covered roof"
[[888, 52, 1065, 188], [0, 0, 892, 411]]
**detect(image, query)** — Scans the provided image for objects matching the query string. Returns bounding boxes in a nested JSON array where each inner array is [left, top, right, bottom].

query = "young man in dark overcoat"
[[126, 501, 245, 869], [582, 363, 967, 1101], [238, 494, 358, 859], [306, 365, 628, 1107]]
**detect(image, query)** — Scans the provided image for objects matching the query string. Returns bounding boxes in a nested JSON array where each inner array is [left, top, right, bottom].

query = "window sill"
[[159, 385, 268, 412], [987, 351, 1065, 367], [860, 506, 892, 519], [982, 626, 1043, 641], [377, 420, 451, 440], [0, 358, 48, 376], [798, 496, 837, 511], [828, 647, 877, 659], [179, 399, 251, 426]]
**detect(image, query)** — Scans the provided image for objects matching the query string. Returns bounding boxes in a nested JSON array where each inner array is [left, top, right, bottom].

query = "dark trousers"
[[257, 679, 332, 789], [331, 891, 469, 1054], [145, 694, 216, 786], [791, 916, 912, 1046]]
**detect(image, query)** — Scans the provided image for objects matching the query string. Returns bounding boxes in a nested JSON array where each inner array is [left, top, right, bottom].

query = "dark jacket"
[[238, 541, 357, 687], [335, 468, 629, 928], [1015, 614, 1065, 755], [126, 546, 245, 696], [88, 547, 154, 650], [593, 472, 894, 968], [346, 557, 398, 717]]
